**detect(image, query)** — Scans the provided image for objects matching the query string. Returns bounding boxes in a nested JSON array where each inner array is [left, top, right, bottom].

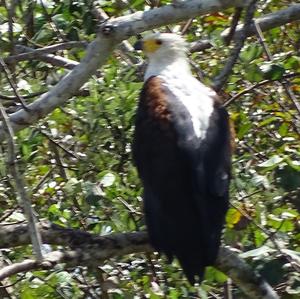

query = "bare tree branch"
[[223, 7, 243, 46], [11, 45, 80, 70], [212, 0, 257, 91], [0, 71, 43, 260], [0, 221, 279, 299], [91, 5, 141, 65], [0, 255, 15, 299], [0, 91, 46, 101], [0, 57, 29, 110], [3, 41, 87, 65], [0, 1, 299, 143], [222, 3, 300, 40], [188, 4, 300, 54], [189, 39, 213, 53], [217, 247, 279, 299], [0, 0, 249, 142]]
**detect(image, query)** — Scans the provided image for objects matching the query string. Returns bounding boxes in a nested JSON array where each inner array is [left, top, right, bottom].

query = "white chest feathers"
[[159, 73, 215, 139]]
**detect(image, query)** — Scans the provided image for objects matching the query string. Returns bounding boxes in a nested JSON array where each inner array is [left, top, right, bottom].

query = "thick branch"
[[222, 3, 300, 39], [0, 0, 248, 142], [13, 45, 80, 70], [0, 221, 279, 299], [3, 42, 87, 65], [217, 248, 279, 299], [0, 2, 299, 142]]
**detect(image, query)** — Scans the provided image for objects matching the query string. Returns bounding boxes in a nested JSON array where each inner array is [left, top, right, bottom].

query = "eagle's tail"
[[176, 251, 206, 284]]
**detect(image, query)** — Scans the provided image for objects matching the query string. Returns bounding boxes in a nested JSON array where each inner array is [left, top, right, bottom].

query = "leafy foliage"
[[0, 0, 299, 298]]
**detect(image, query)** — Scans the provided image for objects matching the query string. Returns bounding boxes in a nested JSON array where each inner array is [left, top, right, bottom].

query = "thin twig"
[[3, 41, 87, 65], [38, 129, 80, 160], [224, 278, 233, 299], [230, 202, 300, 271], [0, 207, 19, 222], [181, 18, 193, 35], [223, 7, 243, 46], [0, 95, 43, 261], [224, 73, 300, 107], [32, 168, 55, 194], [94, 268, 109, 299], [72, 268, 99, 299], [212, 0, 258, 92], [5, 0, 16, 78], [0, 282, 13, 299], [12, 45, 80, 70], [0, 90, 46, 101], [39, 0, 66, 42], [48, 140, 68, 180], [0, 275, 26, 289], [254, 21, 300, 116], [0, 58, 29, 110], [222, 4, 300, 41]]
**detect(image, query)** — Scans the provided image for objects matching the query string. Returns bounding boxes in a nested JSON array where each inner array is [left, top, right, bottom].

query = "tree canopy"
[[0, 0, 299, 298]]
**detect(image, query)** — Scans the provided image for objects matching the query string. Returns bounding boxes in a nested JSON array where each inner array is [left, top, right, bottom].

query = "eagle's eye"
[[156, 39, 162, 45]]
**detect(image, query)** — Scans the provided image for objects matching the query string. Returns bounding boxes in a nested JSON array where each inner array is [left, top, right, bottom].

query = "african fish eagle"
[[132, 33, 232, 284]]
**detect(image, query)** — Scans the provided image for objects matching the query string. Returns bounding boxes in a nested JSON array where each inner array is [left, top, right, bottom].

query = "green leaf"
[[259, 116, 278, 127], [64, 178, 81, 194], [258, 155, 284, 168], [205, 267, 228, 283], [169, 289, 180, 299], [275, 165, 300, 191], [279, 220, 295, 232], [254, 230, 267, 247], [260, 63, 285, 80], [48, 204, 60, 215], [100, 172, 116, 187], [283, 55, 300, 69], [237, 122, 252, 139], [82, 181, 104, 206], [244, 64, 264, 82], [278, 122, 289, 136], [240, 44, 262, 62], [251, 173, 270, 189], [240, 246, 275, 258], [226, 208, 242, 228], [257, 259, 286, 285]]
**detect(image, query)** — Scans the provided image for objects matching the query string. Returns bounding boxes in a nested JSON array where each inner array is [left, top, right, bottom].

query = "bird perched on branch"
[[132, 33, 232, 284]]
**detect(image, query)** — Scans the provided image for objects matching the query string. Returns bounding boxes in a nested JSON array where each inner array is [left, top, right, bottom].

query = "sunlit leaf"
[[240, 44, 262, 62], [258, 155, 284, 168], [240, 246, 275, 258], [275, 165, 300, 191], [226, 208, 242, 228], [101, 172, 116, 187], [237, 122, 252, 139], [260, 63, 285, 80], [244, 64, 264, 82]]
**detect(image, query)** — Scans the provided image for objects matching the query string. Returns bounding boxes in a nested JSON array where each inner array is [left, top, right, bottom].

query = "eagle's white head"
[[134, 33, 190, 81], [134, 33, 187, 59], [134, 32, 216, 138]]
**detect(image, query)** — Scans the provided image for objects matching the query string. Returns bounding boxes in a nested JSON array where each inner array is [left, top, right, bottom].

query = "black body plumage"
[[132, 69, 231, 283]]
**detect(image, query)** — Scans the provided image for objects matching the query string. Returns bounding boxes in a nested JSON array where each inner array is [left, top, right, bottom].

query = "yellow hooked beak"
[[134, 39, 162, 54]]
